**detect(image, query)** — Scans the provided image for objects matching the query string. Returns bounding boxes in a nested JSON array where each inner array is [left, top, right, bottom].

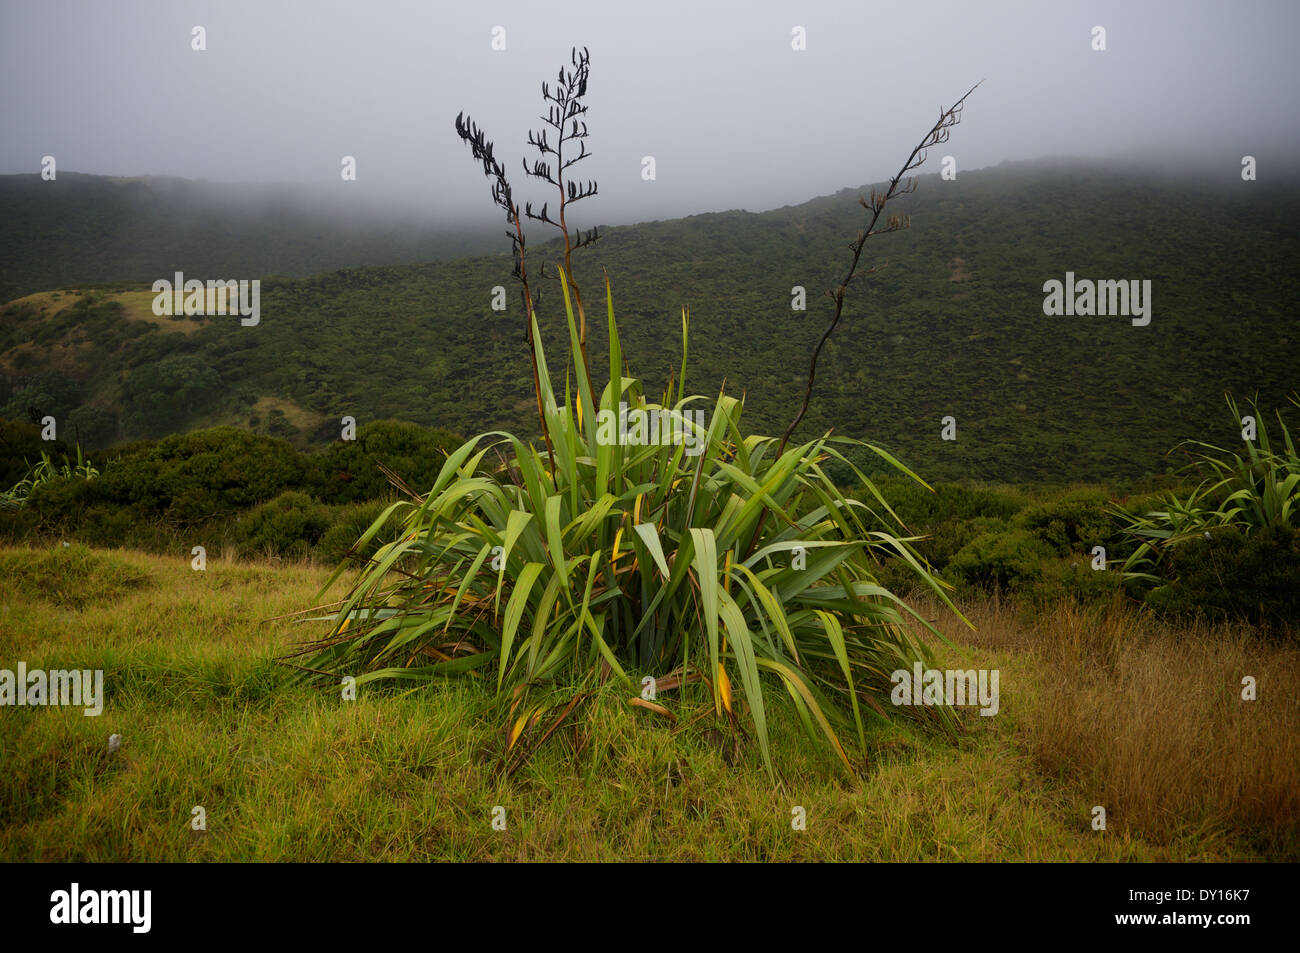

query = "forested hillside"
[[2, 158, 1296, 483], [0, 172, 501, 303]]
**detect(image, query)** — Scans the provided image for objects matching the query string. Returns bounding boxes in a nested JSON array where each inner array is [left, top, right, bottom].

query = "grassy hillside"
[[3, 158, 1296, 483]]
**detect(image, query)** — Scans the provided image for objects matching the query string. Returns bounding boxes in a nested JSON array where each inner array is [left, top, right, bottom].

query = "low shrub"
[[232, 491, 332, 560], [313, 419, 463, 504], [948, 527, 1058, 594], [315, 500, 401, 565], [1031, 555, 1125, 607], [1144, 525, 1300, 634], [1116, 395, 1300, 630], [1011, 487, 1116, 558], [27, 427, 308, 531]]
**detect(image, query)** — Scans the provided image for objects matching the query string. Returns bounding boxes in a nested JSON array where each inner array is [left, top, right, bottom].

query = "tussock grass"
[[0, 544, 152, 608], [1030, 604, 1299, 856], [915, 594, 1300, 859], [0, 542, 1292, 861]]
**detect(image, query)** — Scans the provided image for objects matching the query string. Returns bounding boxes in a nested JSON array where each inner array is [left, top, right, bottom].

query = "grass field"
[[1, 543, 1295, 862]]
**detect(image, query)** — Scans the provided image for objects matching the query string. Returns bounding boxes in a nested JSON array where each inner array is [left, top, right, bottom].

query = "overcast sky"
[[1, 0, 1296, 225]]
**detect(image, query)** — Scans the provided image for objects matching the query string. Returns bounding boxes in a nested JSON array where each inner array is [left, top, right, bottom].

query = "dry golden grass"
[[113, 290, 208, 334], [1, 288, 214, 337], [248, 396, 327, 434], [915, 593, 1300, 857]]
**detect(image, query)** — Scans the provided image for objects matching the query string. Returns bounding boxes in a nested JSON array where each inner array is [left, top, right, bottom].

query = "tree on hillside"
[[122, 355, 222, 437]]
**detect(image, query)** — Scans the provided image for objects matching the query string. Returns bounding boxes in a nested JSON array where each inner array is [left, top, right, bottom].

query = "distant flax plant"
[[1115, 394, 1300, 578], [0, 444, 98, 509], [290, 48, 979, 779]]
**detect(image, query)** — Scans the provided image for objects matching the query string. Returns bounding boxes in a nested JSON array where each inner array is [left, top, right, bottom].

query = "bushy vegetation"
[[844, 396, 1300, 634], [0, 420, 456, 563], [1140, 525, 1300, 628], [1115, 396, 1300, 632], [315, 419, 465, 504], [947, 527, 1061, 594], [0, 440, 98, 509], [3, 159, 1297, 480], [233, 491, 333, 560], [861, 478, 1130, 606], [0, 171, 505, 303]]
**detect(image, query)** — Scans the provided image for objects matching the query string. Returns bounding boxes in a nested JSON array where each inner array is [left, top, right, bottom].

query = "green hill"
[[3, 158, 1297, 483], [0, 172, 502, 303]]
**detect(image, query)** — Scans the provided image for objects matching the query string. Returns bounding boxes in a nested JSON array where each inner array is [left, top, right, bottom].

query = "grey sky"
[[1, 0, 1295, 225]]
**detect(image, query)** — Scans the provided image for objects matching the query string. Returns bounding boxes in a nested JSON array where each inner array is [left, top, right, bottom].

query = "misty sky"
[[1, 0, 1296, 226]]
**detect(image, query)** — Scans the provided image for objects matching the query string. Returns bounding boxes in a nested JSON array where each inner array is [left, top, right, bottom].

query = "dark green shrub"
[[1012, 487, 1115, 557], [1144, 525, 1300, 633], [861, 480, 1036, 587], [0, 418, 65, 486], [1114, 396, 1300, 629], [22, 474, 93, 525], [233, 491, 331, 559], [6, 423, 479, 562], [915, 514, 1011, 574], [1030, 555, 1125, 607], [314, 419, 462, 503], [29, 427, 307, 531], [314, 500, 401, 564], [77, 505, 160, 550], [65, 405, 118, 450], [948, 527, 1058, 593], [10, 425, 473, 559]]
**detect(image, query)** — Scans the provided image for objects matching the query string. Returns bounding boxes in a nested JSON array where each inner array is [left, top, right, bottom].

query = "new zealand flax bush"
[[1115, 394, 1300, 575], [290, 48, 975, 775], [293, 273, 961, 775], [1114, 394, 1300, 631]]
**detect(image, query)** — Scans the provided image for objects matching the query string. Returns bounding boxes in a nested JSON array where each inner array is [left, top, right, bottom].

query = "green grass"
[[1, 542, 1292, 861]]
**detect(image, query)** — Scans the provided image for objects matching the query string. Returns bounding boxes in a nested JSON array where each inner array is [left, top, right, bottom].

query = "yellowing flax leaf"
[[627, 697, 677, 723]]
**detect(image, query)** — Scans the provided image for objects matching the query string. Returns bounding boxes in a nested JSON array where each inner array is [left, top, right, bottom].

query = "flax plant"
[[291, 51, 978, 776], [1115, 394, 1300, 583]]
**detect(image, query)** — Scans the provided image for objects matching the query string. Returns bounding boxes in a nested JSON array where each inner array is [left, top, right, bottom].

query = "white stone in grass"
[[107, 733, 122, 754]]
